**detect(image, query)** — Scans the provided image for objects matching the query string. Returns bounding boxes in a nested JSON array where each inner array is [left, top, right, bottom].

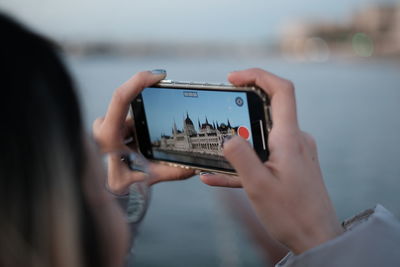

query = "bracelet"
[[126, 182, 152, 224]]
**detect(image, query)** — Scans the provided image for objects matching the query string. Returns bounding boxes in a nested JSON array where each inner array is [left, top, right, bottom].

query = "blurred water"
[[67, 55, 400, 266]]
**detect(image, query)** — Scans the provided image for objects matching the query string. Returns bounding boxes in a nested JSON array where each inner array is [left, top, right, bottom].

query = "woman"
[[0, 13, 129, 267], [0, 14, 192, 267], [1, 13, 399, 267]]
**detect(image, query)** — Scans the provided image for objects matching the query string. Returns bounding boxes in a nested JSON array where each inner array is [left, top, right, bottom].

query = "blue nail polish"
[[150, 69, 166, 75]]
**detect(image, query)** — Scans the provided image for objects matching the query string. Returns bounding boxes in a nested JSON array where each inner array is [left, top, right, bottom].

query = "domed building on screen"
[[154, 113, 238, 156]]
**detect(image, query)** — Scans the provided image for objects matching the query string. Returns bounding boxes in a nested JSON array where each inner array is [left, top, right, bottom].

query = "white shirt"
[[276, 205, 400, 267]]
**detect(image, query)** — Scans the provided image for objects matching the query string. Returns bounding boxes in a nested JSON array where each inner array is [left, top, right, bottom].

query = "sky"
[[141, 87, 252, 143], [0, 0, 396, 43]]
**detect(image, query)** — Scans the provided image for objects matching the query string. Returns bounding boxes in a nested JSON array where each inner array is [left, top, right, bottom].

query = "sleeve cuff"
[[276, 204, 400, 267]]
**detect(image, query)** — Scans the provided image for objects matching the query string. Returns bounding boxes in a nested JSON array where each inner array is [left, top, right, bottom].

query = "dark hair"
[[0, 14, 114, 267]]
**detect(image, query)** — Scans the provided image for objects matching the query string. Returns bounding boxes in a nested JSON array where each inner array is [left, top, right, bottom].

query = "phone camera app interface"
[[141, 87, 253, 170]]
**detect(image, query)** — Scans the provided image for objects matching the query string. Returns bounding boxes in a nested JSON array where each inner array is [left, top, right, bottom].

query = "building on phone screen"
[[153, 113, 237, 156]]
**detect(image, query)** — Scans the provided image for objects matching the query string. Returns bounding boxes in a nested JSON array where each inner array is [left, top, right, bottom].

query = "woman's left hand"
[[92, 70, 195, 194]]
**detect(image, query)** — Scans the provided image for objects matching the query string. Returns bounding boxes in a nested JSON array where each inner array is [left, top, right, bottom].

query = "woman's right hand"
[[92, 70, 194, 195], [202, 68, 343, 254]]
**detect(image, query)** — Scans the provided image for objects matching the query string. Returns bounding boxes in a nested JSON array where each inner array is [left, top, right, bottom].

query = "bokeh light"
[[305, 37, 330, 62], [352, 32, 374, 57]]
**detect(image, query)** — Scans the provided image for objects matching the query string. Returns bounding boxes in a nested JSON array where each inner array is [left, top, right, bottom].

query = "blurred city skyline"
[[1, 0, 397, 43]]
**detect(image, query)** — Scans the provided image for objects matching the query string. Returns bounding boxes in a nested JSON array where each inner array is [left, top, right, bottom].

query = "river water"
[[67, 55, 400, 267], [153, 149, 233, 171]]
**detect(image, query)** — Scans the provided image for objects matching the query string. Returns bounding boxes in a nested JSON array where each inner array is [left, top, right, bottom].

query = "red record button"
[[237, 126, 250, 140]]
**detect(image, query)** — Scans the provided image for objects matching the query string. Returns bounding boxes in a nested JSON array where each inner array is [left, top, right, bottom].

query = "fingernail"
[[199, 171, 215, 176], [221, 135, 233, 149], [150, 69, 166, 75]]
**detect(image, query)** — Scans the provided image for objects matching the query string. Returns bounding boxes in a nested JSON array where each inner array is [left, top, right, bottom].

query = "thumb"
[[223, 136, 272, 187]]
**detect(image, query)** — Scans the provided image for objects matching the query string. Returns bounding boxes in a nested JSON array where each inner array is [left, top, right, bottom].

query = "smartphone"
[[131, 80, 272, 174]]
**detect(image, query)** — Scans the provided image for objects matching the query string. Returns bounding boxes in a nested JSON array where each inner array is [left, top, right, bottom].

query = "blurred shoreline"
[[62, 41, 279, 59], [279, 3, 400, 62], [62, 3, 400, 62], [61, 41, 400, 63]]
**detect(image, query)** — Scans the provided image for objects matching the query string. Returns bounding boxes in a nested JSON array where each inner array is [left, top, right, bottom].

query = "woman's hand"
[[203, 68, 342, 254], [93, 70, 194, 194]]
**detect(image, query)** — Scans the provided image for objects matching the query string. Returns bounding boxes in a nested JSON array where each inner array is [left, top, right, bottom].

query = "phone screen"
[[133, 86, 268, 172]]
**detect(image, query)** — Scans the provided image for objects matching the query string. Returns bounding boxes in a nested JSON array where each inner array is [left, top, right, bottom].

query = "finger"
[[92, 116, 105, 135], [223, 136, 275, 196], [103, 70, 166, 137], [107, 155, 148, 194], [122, 117, 134, 139], [199, 173, 242, 188], [148, 163, 195, 185], [228, 68, 298, 131], [122, 118, 138, 151]]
